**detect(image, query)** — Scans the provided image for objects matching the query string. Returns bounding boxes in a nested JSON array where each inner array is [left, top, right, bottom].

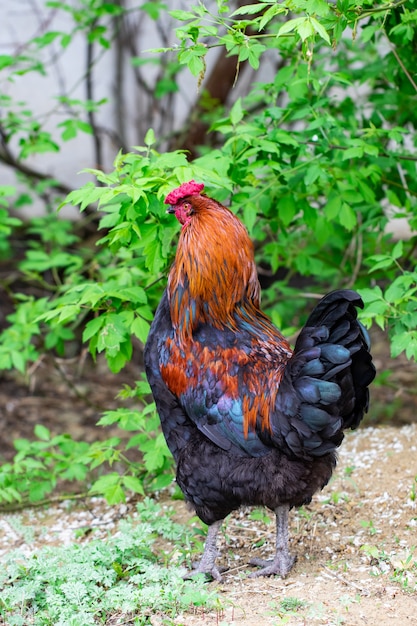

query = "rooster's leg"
[[249, 504, 296, 578], [185, 519, 224, 581]]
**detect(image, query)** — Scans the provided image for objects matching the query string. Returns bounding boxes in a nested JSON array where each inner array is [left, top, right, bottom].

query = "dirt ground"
[[0, 329, 416, 625], [175, 423, 417, 625]]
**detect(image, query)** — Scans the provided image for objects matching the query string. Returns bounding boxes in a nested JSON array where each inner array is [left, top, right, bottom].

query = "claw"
[[183, 563, 224, 582], [249, 553, 296, 578]]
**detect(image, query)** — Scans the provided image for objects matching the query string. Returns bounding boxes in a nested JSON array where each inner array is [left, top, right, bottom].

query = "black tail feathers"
[[276, 290, 375, 458], [297, 289, 375, 428]]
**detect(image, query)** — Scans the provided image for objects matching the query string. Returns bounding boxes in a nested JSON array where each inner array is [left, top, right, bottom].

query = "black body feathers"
[[144, 289, 375, 525]]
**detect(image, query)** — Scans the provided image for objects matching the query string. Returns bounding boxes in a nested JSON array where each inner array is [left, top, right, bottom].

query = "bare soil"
[[0, 329, 416, 625], [171, 423, 417, 626]]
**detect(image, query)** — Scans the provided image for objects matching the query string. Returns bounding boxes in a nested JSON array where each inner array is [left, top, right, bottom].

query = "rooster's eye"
[[182, 202, 194, 216]]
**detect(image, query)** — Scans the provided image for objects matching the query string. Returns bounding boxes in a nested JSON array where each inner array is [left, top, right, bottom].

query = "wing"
[[157, 302, 291, 457], [144, 292, 194, 460], [144, 291, 261, 457]]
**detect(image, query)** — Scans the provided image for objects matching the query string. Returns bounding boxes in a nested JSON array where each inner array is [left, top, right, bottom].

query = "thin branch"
[[387, 38, 417, 94], [356, 0, 408, 19], [0, 491, 92, 513], [305, 139, 417, 163], [390, 153, 417, 162], [381, 176, 417, 198], [86, 30, 104, 170], [322, 566, 371, 596], [0, 125, 73, 196], [112, 0, 128, 151]]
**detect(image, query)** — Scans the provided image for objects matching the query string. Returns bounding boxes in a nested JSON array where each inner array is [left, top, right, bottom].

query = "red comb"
[[164, 180, 205, 204]]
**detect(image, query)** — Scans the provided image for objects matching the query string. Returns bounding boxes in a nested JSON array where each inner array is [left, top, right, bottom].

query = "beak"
[[166, 205, 175, 214]]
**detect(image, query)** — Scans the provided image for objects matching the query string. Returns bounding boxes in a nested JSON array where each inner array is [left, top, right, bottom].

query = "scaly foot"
[[249, 504, 295, 578], [183, 519, 224, 582]]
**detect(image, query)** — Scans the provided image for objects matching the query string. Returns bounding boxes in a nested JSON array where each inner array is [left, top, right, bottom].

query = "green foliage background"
[[0, 0, 416, 505]]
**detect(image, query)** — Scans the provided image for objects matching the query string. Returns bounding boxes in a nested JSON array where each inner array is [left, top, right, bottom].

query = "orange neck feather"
[[167, 197, 284, 345]]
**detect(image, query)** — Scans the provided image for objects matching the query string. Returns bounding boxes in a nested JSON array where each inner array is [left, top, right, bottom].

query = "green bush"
[[1, 0, 416, 505], [0, 498, 218, 625]]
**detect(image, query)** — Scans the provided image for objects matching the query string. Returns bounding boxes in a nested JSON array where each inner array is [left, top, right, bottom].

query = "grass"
[[266, 596, 310, 625], [1, 485, 416, 625], [0, 498, 220, 625], [360, 543, 417, 592], [410, 476, 417, 502], [279, 596, 308, 612], [359, 519, 378, 536]]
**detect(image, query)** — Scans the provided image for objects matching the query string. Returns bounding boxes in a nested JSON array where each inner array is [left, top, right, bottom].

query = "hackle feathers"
[[167, 194, 286, 348]]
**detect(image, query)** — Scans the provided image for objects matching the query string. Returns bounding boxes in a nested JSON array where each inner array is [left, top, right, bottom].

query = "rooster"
[[144, 180, 375, 580]]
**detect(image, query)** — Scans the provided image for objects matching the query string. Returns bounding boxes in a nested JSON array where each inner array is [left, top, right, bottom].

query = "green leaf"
[[0, 185, 16, 197], [122, 475, 145, 495], [169, 9, 197, 20], [131, 316, 150, 343], [19, 132, 60, 158], [342, 146, 364, 160], [82, 316, 105, 342], [359, 286, 384, 304], [385, 279, 406, 304], [106, 339, 132, 373], [34, 424, 51, 441], [248, 42, 266, 69], [278, 195, 296, 226], [392, 240, 403, 260], [189, 54, 205, 77], [230, 98, 244, 125], [307, 0, 331, 16], [278, 18, 304, 37], [338, 203, 356, 230], [309, 17, 330, 44], [296, 18, 315, 42], [57, 304, 81, 324], [29, 480, 54, 502], [304, 163, 322, 186], [363, 143, 379, 156], [11, 350, 26, 373], [33, 31, 62, 48], [0, 55, 14, 70], [367, 255, 395, 272], [391, 331, 417, 359], [144, 128, 155, 146], [89, 473, 121, 495], [60, 33, 72, 48], [259, 5, 288, 30], [141, 2, 164, 20], [230, 3, 270, 16], [243, 201, 257, 233], [324, 194, 341, 220]]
